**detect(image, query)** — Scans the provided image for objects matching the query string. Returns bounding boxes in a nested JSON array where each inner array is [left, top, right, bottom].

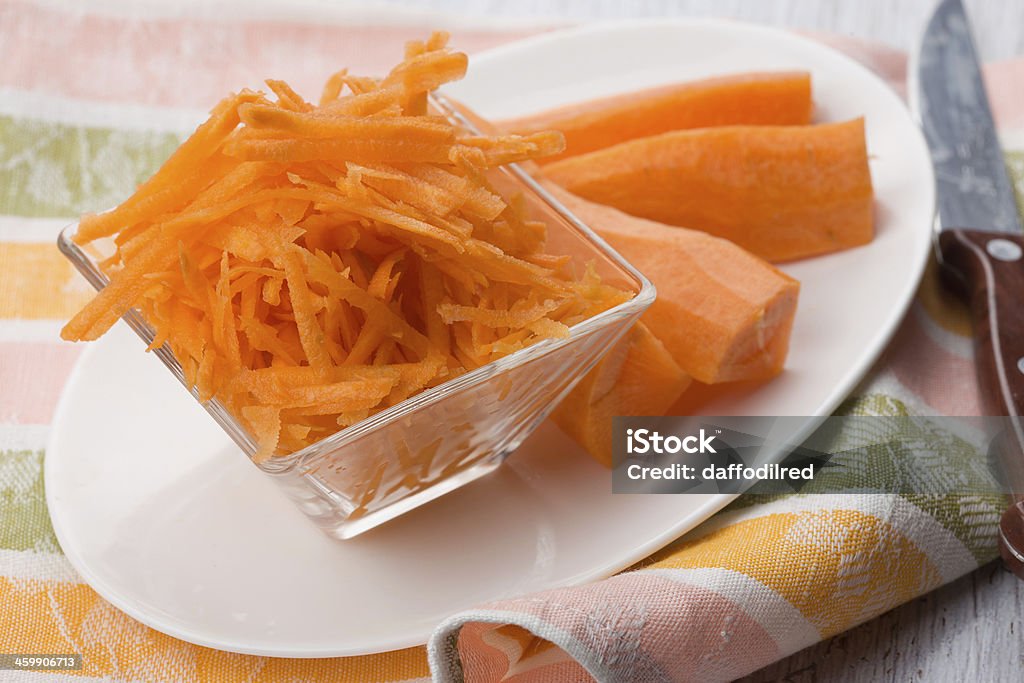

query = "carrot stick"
[[546, 184, 799, 383], [501, 71, 812, 163], [543, 120, 874, 262]]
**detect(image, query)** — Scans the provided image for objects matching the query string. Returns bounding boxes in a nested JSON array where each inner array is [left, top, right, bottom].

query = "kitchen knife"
[[912, 0, 1024, 578]]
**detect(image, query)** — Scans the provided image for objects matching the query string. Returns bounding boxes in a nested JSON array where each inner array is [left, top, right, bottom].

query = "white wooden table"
[[390, 1, 1024, 679]]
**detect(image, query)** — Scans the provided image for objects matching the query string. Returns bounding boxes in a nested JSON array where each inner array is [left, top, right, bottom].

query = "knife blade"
[[912, 0, 1024, 579], [916, 0, 1022, 234]]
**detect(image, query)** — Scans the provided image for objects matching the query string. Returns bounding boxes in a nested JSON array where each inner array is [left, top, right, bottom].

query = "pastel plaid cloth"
[[2, 2, 1022, 681]]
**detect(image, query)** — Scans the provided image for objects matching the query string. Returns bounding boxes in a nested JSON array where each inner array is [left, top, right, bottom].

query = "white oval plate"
[[46, 19, 934, 657]]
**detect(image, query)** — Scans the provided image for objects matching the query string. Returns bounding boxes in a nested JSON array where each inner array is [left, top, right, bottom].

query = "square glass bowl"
[[57, 99, 654, 539]]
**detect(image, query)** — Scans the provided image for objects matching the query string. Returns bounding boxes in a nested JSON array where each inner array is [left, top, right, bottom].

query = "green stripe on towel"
[[0, 450, 60, 553], [0, 115, 181, 218]]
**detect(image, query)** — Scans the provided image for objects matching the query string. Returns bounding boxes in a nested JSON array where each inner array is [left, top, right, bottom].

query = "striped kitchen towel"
[[1, 1, 1020, 681]]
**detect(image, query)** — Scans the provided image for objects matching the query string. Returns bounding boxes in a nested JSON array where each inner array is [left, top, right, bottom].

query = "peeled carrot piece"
[[551, 322, 690, 467], [545, 119, 873, 263], [546, 185, 800, 384], [501, 71, 812, 164]]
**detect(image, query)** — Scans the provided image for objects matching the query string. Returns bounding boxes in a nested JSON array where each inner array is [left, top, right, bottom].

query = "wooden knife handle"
[[939, 229, 1024, 577]]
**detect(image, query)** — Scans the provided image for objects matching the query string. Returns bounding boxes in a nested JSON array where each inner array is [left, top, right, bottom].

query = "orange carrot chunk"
[[543, 119, 874, 262], [551, 322, 690, 467], [547, 185, 800, 384], [501, 71, 812, 164]]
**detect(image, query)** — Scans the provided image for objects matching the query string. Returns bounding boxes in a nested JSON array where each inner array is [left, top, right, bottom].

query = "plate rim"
[[44, 16, 935, 657]]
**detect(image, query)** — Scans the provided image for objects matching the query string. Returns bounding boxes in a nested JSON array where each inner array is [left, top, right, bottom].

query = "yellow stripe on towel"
[[646, 508, 942, 637], [0, 243, 92, 319], [0, 574, 430, 682]]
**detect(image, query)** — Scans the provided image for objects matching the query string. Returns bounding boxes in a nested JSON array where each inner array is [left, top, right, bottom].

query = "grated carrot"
[[61, 32, 628, 458]]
